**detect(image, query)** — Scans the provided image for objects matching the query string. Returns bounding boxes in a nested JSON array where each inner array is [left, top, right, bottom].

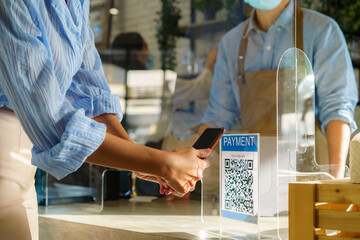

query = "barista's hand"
[[205, 48, 218, 71], [162, 147, 211, 195], [326, 120, 350, 179], [329, 165, 346, 179]]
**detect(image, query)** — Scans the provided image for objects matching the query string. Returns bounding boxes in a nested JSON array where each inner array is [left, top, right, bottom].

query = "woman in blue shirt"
[[0, 1, 210, 239]]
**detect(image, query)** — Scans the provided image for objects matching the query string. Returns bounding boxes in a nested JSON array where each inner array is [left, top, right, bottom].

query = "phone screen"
[[193, 127, 224, 149]]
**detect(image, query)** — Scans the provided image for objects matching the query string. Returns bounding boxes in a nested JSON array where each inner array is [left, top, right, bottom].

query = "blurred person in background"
[[110, 32, 153, 71], [103, 32, 159, 199]]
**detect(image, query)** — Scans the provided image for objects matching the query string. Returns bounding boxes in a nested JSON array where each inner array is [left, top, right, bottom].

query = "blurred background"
[[35, 0, 360, 211]]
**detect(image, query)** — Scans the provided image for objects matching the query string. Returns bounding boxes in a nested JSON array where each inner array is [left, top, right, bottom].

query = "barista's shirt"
[[201, 0, 358, 133], [0, 0, 122, 179], [171, 69, 213, 140]]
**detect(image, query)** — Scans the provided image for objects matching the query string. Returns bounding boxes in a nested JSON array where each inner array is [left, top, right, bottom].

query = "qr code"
[[224, 158, 254, 215]]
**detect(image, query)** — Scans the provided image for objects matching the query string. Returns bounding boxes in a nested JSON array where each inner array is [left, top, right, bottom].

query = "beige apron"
[[237, 5, 303, 136], [237, 6, 328, 164]]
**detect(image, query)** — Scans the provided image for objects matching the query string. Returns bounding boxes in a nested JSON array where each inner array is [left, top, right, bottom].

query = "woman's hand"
[[161, 147, 211, 195], [133, 172, 188, 196], [134, 147, 211, 196], [132, 171, 175, 195], [89, 114, 211, 195]]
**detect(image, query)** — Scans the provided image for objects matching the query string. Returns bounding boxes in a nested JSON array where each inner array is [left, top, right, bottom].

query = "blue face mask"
[[244, 0, 282, 11], [146, 54, 154, 69]]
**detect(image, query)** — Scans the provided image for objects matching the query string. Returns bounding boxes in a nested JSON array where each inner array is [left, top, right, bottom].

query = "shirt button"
[[277, 27, 281, 31], [239, 56, 243, 59], [266, 45, 271, 51]]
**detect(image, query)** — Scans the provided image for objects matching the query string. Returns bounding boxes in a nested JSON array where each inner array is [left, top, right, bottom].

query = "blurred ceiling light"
[[109, 8, 119, 15]]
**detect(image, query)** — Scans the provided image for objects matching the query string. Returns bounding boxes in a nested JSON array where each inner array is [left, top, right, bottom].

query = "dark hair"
[[111, 32, 146, 70]]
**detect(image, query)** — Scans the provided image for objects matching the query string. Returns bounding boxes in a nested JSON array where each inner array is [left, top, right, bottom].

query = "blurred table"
[[39, 198, 283, 239]]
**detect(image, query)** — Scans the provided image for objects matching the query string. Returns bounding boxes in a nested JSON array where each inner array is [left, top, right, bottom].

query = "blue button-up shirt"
[[201, 0, 358, 133], [0, 0, 122, 179]]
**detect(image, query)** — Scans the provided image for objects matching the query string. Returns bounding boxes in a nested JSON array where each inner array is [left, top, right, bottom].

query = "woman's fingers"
[[159, 184, 165, 194], [134, 172, 178, 196]]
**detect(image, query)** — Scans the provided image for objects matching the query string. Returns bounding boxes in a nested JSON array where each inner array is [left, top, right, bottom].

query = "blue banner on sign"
[[221, 135, 258, 152], [221, 210, 257, 223]]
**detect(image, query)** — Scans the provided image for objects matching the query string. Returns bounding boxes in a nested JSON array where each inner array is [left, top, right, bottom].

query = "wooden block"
[[317, 209, 360, 233], [316, 180, 360, 205], [290, 180, 360, 239], [318, 236, 360, 240], [350, 132, 360, 183], [289, 182, 315, 240]]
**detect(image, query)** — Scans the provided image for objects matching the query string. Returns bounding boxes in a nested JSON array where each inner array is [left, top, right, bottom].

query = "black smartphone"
[[192, 127, 224, 150]]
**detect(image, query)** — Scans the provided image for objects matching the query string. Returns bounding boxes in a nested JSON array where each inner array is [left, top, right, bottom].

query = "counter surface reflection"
[[39, 198, 283, 239]]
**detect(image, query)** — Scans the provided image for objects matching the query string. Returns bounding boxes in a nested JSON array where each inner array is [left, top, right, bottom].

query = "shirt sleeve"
[[200, 38, 241, 130], [66, 15, 122, 120], [174, 69, 212, 109], [313, 19, 358, 133], [0, 1, 107, 179]]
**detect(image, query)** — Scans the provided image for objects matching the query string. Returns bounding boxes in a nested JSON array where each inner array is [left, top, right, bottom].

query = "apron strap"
[[237, 4, 304, 77], [237, 20, 249, 82], [294, 4, 304, 51]]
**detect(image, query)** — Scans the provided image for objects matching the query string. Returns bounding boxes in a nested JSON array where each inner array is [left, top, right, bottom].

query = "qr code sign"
[[221, 134, 259, 220], [224, 158, 254, 215]]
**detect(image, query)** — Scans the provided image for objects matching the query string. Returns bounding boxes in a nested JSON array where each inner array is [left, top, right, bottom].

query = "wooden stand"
[[289, 179, 360, 240]]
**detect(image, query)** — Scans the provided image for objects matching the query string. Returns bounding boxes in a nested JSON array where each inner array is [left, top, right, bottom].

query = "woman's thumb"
[[196, 148, 212, 159]]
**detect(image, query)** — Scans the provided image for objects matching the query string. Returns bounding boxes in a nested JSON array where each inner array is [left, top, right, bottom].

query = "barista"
[[200, 0, 358, 178]]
